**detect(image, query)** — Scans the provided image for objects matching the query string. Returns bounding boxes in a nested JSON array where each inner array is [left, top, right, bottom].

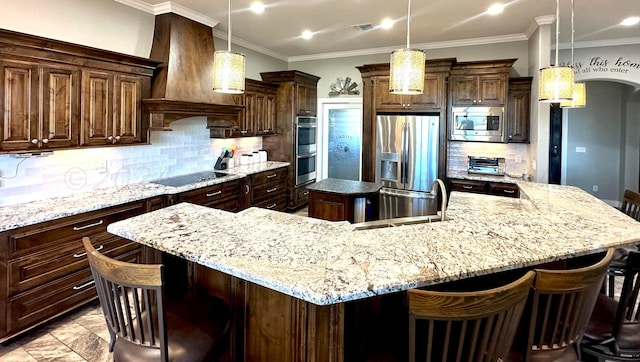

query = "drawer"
[[253, 180, 287, 204], [295, 185, 311, 205], [6, 201, 145, 258], [204, 195, 243, 212], [7, 248, 142, 335], [8, 235, 140, 295], [449, 179, 487, 193], [254, 194, 288, 211], [178, 180, 241, 206], [252, 167, 288, 186], [488, 182, 520, 198]]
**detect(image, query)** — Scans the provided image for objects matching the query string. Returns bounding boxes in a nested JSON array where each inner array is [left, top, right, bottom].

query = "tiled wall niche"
[[0, 117, 262, 206], [447, 141, 528, 176]]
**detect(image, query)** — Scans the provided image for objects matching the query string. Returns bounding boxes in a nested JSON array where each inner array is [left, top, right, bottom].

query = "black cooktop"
[[151, 171, 230, 187]]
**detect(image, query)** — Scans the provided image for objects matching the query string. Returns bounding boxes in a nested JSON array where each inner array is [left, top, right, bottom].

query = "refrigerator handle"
[[400, 121, 407, 184], [402, 120, 409, 184]]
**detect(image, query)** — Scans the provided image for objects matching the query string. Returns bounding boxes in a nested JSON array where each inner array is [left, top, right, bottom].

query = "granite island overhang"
[[106, 181, 640, 306]]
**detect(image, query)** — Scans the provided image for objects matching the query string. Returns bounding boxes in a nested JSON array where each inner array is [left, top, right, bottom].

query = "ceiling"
[[117, 0, 640, 61]]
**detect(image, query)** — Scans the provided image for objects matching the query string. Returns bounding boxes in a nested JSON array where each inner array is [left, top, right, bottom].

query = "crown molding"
[[114, 0, 219, 27], [288, 34, 527, 62], [559, 36, 640, 49], [212, 29, 289, 62]]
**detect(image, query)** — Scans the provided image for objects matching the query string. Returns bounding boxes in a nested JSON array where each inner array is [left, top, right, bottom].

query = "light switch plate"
[[576, 147, 586, 153]]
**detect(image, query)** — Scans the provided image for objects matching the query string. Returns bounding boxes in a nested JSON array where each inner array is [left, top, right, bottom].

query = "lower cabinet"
[[246, 167, 289, 211], [175, 179, 243, 211], [448, 178, 520, 198], [0, 198, 163, 342]]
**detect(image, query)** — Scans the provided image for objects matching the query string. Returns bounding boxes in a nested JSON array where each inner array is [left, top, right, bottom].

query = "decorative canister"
[[258, 150, 267, 162], [240, 154, 250, 165]]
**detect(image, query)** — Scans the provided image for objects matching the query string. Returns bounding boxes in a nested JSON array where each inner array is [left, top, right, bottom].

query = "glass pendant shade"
[[539, 66, 574, 102], [560, 82, 586, 108], [213, 50, 245, 94], [389, 48, 426, 94]]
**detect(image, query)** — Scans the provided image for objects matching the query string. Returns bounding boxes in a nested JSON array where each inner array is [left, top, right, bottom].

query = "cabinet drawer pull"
[[73, 280, 95, 290], [266, 173, 278, 179], [303, 191, 309, 196], [73, 220, 104, 231], [206, 190, 223, 197], [266, 187, 277, 193], [74, 245, 103, 258], [266, 203, 277, 209], [245, 185, 250, 194], [462, 185, 473, 190], [503, 189, 515, 194]]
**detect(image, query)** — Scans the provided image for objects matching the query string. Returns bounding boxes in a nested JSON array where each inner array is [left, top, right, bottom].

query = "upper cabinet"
[[373, 74, 445, 111], [1, 60, 80, 151], [448, 59, 516, 107], [506, 77, 532, 143], [232, 79, 279, 137], [0, 29, 158, 153]]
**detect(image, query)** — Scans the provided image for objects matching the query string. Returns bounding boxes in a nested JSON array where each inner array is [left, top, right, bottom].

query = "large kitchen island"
[[107, 182, 640, 361]]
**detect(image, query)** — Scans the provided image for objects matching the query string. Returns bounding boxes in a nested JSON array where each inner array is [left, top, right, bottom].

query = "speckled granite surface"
[[307, 178, 383, 196], [447, 170, 524, 184], [0, 162, 289, 232], [107, 182, 640, 306]]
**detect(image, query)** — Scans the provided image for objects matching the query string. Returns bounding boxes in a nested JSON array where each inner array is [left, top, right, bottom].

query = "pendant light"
[[213, 0, 245, 94], [539, 0, 574, 102], [560, 0, 586, 108], [389, 0, 425, 95]]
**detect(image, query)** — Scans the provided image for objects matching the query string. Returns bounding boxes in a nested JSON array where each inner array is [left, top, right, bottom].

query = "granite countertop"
[[306, 178, 383, 196], [107, 182, 640, 306], [0, 161, 289, 233]]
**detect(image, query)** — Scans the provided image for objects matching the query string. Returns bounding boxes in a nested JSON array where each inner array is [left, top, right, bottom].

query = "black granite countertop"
[[307, 178, 383, 196]]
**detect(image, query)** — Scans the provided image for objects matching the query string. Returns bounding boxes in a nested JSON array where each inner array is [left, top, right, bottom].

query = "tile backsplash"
[[0, 117, 262, 206], [447, 141, 527, 175]]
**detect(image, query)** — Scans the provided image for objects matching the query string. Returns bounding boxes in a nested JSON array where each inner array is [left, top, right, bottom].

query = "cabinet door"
[[295, 83, 317, 116], [373, 77, 405, 111], [478, 74, 508, 106], [506, 89, 530, 143], [41, 64, 80, 149], [408, 74, 443, 109], [237, 90, 258, 136], [256, 92, 277, 135], [81, 70, 113, 146], [114, 74, 142, 144], [449, 76, 477, 105], [0, 60, 40, 151]]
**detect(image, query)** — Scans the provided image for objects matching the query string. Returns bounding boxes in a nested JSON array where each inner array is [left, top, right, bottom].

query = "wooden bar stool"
[[509, 248, 615, 362], [406, 271, 535, 362], [83, 237, 231, 362], [581, 250, 640, 361]]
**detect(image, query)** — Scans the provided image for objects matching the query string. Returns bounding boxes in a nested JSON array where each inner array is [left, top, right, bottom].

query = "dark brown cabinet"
[[0, 200, 156, 342], [234, 79, 279, 137], [261, 71, 320, 209], [373, 74, 445, 111], [0, 29, 157, 153], [0, 60, 80, 151], [448, 178, 520, 198], [244, 167, 289, 211], [449, 74, 508, 106], [506, 77, 532, 143], [175, 179, 243, 212]]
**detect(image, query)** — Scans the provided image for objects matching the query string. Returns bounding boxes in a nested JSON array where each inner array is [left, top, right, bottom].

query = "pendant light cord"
[[554, 0, 560, 66], [406, 0, 412, 48], [227, 0, 232, 52], [570, 0, 575, 67]]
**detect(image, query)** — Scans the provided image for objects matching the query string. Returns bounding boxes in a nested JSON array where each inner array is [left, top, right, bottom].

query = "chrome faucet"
[[431, 179, 447, 221]]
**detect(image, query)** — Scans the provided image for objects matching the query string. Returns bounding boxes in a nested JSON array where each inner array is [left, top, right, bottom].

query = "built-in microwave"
[[449, 106, 504, 143]]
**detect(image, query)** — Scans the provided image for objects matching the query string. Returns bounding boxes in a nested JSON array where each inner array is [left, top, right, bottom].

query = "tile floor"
[[0, 300, 113, 362]]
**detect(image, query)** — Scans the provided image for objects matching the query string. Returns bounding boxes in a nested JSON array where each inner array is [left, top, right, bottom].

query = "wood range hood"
[[144, 13, 243, 131]]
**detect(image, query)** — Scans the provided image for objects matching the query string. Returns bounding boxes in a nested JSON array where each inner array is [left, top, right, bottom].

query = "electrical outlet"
[[532, 160, 537, 170], [576, 147, 586, 153], [515, 155, 522, 163], [592, 185, 599, 192]]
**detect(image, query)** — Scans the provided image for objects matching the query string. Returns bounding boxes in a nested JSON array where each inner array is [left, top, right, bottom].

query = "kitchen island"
[[307, 178, 382, 222], [107, 182, 640, 361]]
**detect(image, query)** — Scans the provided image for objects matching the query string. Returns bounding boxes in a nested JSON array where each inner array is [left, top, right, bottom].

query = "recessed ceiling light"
[[250, 1, 265, 14], [487, 3, 504, 15], [301, 30, 313, 40], [621, 17, 639, 26], [380, 18, 394, 30]]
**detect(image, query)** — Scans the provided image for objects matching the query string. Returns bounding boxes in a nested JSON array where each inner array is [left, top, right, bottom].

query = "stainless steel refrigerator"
[[375, 114, 439, 219]]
